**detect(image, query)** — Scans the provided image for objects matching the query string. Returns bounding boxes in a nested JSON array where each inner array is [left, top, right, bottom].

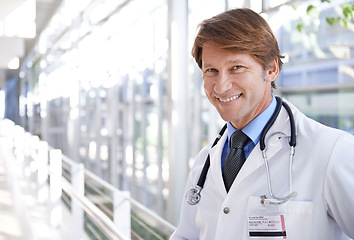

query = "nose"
[[214, 72, 232, 94]]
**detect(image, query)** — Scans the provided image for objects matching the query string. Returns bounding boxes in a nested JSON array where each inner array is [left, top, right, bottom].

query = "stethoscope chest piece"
[[186, 186, 202, 205]]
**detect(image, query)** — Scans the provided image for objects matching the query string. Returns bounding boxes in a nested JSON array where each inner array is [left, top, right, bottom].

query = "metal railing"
[[0, 119, 176, 240]]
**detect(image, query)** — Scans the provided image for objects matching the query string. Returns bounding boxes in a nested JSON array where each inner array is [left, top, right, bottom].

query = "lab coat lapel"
[[209, 131, 228, 196], [231, 106, 292, 188], [206, 103, 293, 195]]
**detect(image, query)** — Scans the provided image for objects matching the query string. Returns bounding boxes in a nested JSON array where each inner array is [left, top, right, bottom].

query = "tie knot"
[[230, 131, 249, 149]]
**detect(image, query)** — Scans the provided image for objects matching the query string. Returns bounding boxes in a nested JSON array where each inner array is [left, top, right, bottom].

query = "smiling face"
[[202, 44, 279, 129]]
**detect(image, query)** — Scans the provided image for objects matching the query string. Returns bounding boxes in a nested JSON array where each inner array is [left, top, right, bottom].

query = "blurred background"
[[0, 0, 353, 239]]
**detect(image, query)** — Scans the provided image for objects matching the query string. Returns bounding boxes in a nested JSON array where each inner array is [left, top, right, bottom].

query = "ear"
[[265, 58, 279, 83]]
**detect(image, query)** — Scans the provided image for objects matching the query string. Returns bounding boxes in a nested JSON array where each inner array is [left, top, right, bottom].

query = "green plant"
[[296, 0, 354, 32]]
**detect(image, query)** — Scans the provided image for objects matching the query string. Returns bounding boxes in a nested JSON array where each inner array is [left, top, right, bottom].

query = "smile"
[[219, 93, 242, 103]]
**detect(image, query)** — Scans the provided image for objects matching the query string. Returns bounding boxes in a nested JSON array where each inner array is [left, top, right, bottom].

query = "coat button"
[[223, 207, 230, 214]]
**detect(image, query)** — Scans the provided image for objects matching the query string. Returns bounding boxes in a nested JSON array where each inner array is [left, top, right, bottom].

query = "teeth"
[[219, 94, 241, 103]]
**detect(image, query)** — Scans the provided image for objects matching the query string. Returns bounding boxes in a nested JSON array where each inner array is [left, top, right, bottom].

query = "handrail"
[[1, 119, 176, 239], [131, 214, 165, 240], [130, 197, 176, 232], [61, 177, 129, 240], [84, 167, 176, 232], [61, 150, 176, 235]]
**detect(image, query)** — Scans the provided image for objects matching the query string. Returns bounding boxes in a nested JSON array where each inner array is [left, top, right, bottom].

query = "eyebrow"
[[203, 59, 246, 69]]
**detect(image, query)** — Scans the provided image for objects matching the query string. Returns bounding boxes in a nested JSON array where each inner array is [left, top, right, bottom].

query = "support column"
[[108, 84, 119, 187], [49, 149, 63, 227], [113, 190, 131, 237], [167, 0, 189, 225]]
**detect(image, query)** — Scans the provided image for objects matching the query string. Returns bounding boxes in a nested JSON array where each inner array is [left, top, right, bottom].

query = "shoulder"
[[189, 129, 227, 177], [187, 142, 213, 179], [285, 99, 353, 142], [192, 143, 212, 166]]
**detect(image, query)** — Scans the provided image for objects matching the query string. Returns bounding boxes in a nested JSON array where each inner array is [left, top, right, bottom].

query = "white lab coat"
[[170, 99, 354, 240]]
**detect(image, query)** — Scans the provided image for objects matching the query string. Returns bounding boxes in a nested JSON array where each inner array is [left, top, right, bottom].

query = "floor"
[[0, 136, 85, 240]]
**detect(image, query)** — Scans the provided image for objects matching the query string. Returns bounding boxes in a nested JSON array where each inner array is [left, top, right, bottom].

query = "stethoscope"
[[186, 96, 297, 206]]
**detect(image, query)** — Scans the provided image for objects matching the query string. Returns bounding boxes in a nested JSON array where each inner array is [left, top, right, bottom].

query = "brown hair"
[[192, 8, 283, 89]]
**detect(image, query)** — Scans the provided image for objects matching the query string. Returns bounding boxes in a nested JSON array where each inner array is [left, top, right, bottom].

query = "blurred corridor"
[[0, 0, 353, 239]]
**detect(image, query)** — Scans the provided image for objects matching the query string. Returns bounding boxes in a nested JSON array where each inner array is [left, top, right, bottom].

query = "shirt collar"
[[226, 95, 277, 146]]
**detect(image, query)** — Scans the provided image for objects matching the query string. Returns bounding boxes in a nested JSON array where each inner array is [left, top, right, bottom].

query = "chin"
[[219, 112, 239, 123]]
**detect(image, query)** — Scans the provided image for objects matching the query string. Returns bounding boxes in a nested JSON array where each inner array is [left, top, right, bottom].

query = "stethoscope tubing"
[[197, 124, 227, 187], [186, 96, 297, 205]]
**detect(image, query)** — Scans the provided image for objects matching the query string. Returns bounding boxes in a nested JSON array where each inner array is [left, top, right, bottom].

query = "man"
[[170, 8, 354, 240]]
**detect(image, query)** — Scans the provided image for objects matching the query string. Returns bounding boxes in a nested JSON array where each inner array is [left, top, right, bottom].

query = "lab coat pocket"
[[247, 196, 313, 240]]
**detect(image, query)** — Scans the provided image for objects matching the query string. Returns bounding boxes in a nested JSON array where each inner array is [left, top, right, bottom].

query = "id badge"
[[248, 215, 287, 239]]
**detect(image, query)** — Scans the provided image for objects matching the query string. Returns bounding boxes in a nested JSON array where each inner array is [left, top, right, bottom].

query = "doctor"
[[170, 8, 354, 240]]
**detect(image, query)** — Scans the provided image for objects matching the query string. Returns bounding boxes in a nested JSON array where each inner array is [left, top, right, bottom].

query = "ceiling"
[[0, 0, 62, 86]]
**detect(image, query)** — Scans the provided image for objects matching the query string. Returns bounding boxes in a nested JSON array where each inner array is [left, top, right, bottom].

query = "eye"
[[205, 68, 218, 73], [203, 68, 218, 77], [232, 65, 243, 70]]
